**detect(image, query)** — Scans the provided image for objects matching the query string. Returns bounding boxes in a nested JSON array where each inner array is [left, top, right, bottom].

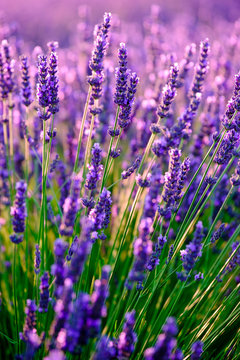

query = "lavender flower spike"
[[177, 221, 204, 281], [20, 55, 32, 107], [39, 271, 50, 313], [51, 238, 68, 298], [118, 311, 137, 358], [10, 180, 27, 244], [34, 244, 41, 274], [37, 55, 50, 121], [162, 148, 181, 209], [114, 42, 129, 106], [89, 187, 112, 238], [60, 173, 81, 236], [48, 51, 59, 114], [20, 299, 37, 342], [147, 234, 167, 271], [85, 143, 103, 191], [144, 317, 180, 360], [191, 341, 204, 360], [89, 265, 111, 337]]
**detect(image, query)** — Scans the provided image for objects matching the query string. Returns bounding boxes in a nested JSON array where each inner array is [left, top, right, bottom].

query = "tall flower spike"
[[157, 63, 179, 119], [147, 234, 167, 271], [144, 317, 181, 360], [51, 238, 68, 298], [89, 13, 112, 74], [175, 157, 191, 202], [85, 143, 103, 191], [59, 174, 81, 236], [114, 42, 129, 106], [190, 38, 210, 98], [34, 244, 41, 274], [39, 271, 50, 313], [118, 72, 139, 129], [10, 180, 27, 244], [20, 299, 37, 342], [20, 55, 32, 107], [121, 155, 142, 179], [89, 265, 111, 337], [177, 221, 204, 281], [37, 55, 50, 121], [215, 129, 239, 165], [118, 311, 137, 358], [2, 39, 14, 94], [162, 148, 181, 209], [191, 341, 203, 360], [63, 293, 91, 353], [0, 52, 8, 99], [89, 187, 112, 238], [48, 51, 59, 114]]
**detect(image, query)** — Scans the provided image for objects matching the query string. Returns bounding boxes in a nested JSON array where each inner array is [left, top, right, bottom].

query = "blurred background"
[[1, 0, 240, 47]]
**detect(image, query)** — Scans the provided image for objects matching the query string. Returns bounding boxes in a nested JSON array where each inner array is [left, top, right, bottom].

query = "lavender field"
[[0, 1, 240, 359]]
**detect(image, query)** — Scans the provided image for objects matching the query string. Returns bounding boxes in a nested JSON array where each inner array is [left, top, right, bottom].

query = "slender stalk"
[[73, 86, 92, 173], [13, 245, 19, 354]]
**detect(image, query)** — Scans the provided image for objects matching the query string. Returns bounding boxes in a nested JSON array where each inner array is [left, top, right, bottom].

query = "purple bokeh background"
[[1, 0, 240, 46]]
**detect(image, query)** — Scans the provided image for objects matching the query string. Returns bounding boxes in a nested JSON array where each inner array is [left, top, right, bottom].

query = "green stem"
[[13, 244, 19, 354], [73, 86, 92, 173]]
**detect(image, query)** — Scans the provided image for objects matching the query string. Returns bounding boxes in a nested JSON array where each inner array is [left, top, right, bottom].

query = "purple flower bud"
[[136, 173, 152, 188], [190, 39, 210, 98], [166, 244, 174, 264], [89, 188, 112, 237], [194, 272, 204, 281], [215, 130, 239, 165], [37, 55, 49, 109]]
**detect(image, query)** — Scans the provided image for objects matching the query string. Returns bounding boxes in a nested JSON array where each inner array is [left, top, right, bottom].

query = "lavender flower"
[[118, 72, 139, 129], [210, 224, 225, 244], [51, 238, 68, 298], [37, 55, 50, 121], [20, 55, 32, 107], [39, 271, 50, 312], [136, 173, 152, 188], [48, 51, 59, 114], [191, 341, 203, 360], [190, 39, 210, 98], [126, 218, 153, 289], [89, 265, 111, 337], [177, 221, 204, 281], [89, 13, 112, 74], [0, 52, 8, 99], [59, 174, 81, 236], [175, 157, 191, 201], [157, 63, 179, 119], [194, 272, 204, 281], [2, 40, 14, 94], [20, 299, 37, 342], [50, 278, 73, 348], [85, 143, 103, 191], [114, 42, 129, 106], [162, 148, 181, 209], [89, 188, 112, 237], [118, 311, 137, 358], [34, 244, 41, 274], [94, 336, 118, 360], [147, 234, 167, 271], [67, 218, 93, 284], [64, 293, 90, 353], [10, 180, 27, 244], [144, 317, 180, 360], [121, 155, 142, 179], [215, 129, 239, 165], [166, 244, 174, 264]]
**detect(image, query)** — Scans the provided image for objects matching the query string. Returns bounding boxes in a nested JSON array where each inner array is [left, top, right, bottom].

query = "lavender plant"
[[0, 7, 240, 360]]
